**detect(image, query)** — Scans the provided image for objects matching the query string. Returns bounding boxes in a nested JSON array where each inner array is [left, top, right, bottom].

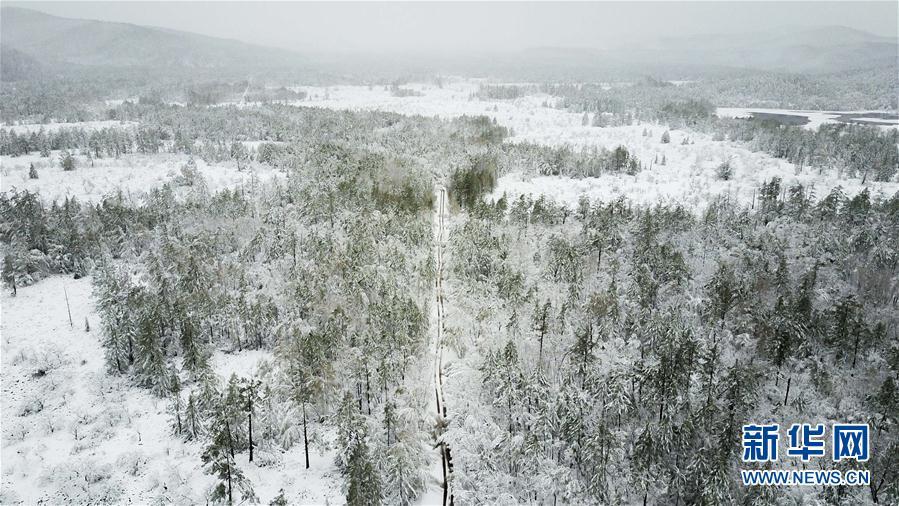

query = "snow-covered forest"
[[1, 3, 898, 505]]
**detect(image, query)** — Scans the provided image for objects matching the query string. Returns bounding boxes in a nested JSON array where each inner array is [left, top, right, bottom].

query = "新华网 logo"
[[739, 423, 870, 486]]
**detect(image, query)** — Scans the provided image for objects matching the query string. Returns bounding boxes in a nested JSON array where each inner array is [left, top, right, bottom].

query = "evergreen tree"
[[706, 262, 740, 325], [531, 299, 551, 365], [184, 392, 204, 440], [203, 405, 256, 505], [336, 393, 381, 506], [269, 489, 288, 506], [278, 323, 332, 469], [230, 142, 251, 171], [170, 375, 184, 436], [60, 151, 76, 171], [133, 308, 171, 395], [240, 377, 262, 462], [385, 436, 426, 506], [28, 163, 38, 179], [94, 265, 135, 373]]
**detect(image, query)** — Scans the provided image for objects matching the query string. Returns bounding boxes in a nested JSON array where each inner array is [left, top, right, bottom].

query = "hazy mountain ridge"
[[0, 6, 303, 72], [3, 6, 896, 80], [648, 25, 898, 74]]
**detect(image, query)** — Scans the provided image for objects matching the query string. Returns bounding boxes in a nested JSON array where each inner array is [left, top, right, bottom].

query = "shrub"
[[60, 151, 76, 171], [716, 160, 733, 181]]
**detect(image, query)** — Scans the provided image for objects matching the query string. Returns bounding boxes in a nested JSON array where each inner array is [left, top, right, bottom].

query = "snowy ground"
[[1, 120, 138, 135], [1, 151, 279, 203], [0, 276, 343, 505], [488, 124, 899, 210], [283, 79, 897, 210]]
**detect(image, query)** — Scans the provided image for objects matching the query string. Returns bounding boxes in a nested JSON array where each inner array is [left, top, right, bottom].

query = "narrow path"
[[433, 186, 453, 506]]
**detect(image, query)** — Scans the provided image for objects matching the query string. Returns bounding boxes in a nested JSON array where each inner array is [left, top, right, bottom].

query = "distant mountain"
[[341, 26, 897, 82], [0, 6, 302, 72], [0, 45, 45, 81], [644, 26, 898, 74], [1, 6, 894, 82]]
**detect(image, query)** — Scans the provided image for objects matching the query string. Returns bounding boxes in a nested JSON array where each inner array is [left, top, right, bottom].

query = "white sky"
[[6, 1, 898, 54]]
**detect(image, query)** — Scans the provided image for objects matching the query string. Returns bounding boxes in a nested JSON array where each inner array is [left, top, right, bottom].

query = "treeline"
[[502, 142, 646, 179], [186, 81, 308, 105], [447, 141, 647, 210], [476, 84, 538, 100], [0, 64, 328, 124], [719, 121, 898, 183], [444, 182, 899, 504], [0, 189, 166, 288], [1, 125, 148, 158], [542, 68, 897, 116], [1, 103, 509, 175]]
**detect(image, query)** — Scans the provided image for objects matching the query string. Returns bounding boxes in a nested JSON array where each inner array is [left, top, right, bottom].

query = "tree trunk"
[[227, 465, 233, 504], [226, 422, 235, 459], [783, 376, 792, 406], [365, 369, 372, 415], [303, 402, 310, 469], [248, 410, 254, 462], [538, 327, 545, 367]]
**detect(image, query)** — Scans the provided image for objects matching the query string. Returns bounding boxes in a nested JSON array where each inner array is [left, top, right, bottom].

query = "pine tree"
[[60, 151, 76, 171], [223, 374, 248, 454], [531, 299, 551, 365], [706, 262, 740, 325], [660, 131, 670, 144], [385, 436, 427, 506], [133, 308, 171, 395], [230, 142, 251, 171], [269, 490, 288, 506], [180, 317, 209, 378], [278, 323, 331, 469], [28, 163, 38, 179], [240, 377, 262, 462], [336, 393, 381, 506], [203, 406, 256, 505], [39, 136, 51, 157], [184, 392, 204, 440], [197, 370, 222, 416], [94, 264, 137, 373], [170, 375, 184, 436], [346, 433, 381, 506]]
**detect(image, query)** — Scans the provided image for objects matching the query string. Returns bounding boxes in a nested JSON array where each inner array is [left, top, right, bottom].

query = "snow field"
[[1, 151, 281, 203], [2, 120, 138, 135], [291, 79, 897, 211], [0, 276, 344, 504]]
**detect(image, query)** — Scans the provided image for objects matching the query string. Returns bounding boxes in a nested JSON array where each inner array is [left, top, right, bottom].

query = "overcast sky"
[[7, 1, 898, 54]]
